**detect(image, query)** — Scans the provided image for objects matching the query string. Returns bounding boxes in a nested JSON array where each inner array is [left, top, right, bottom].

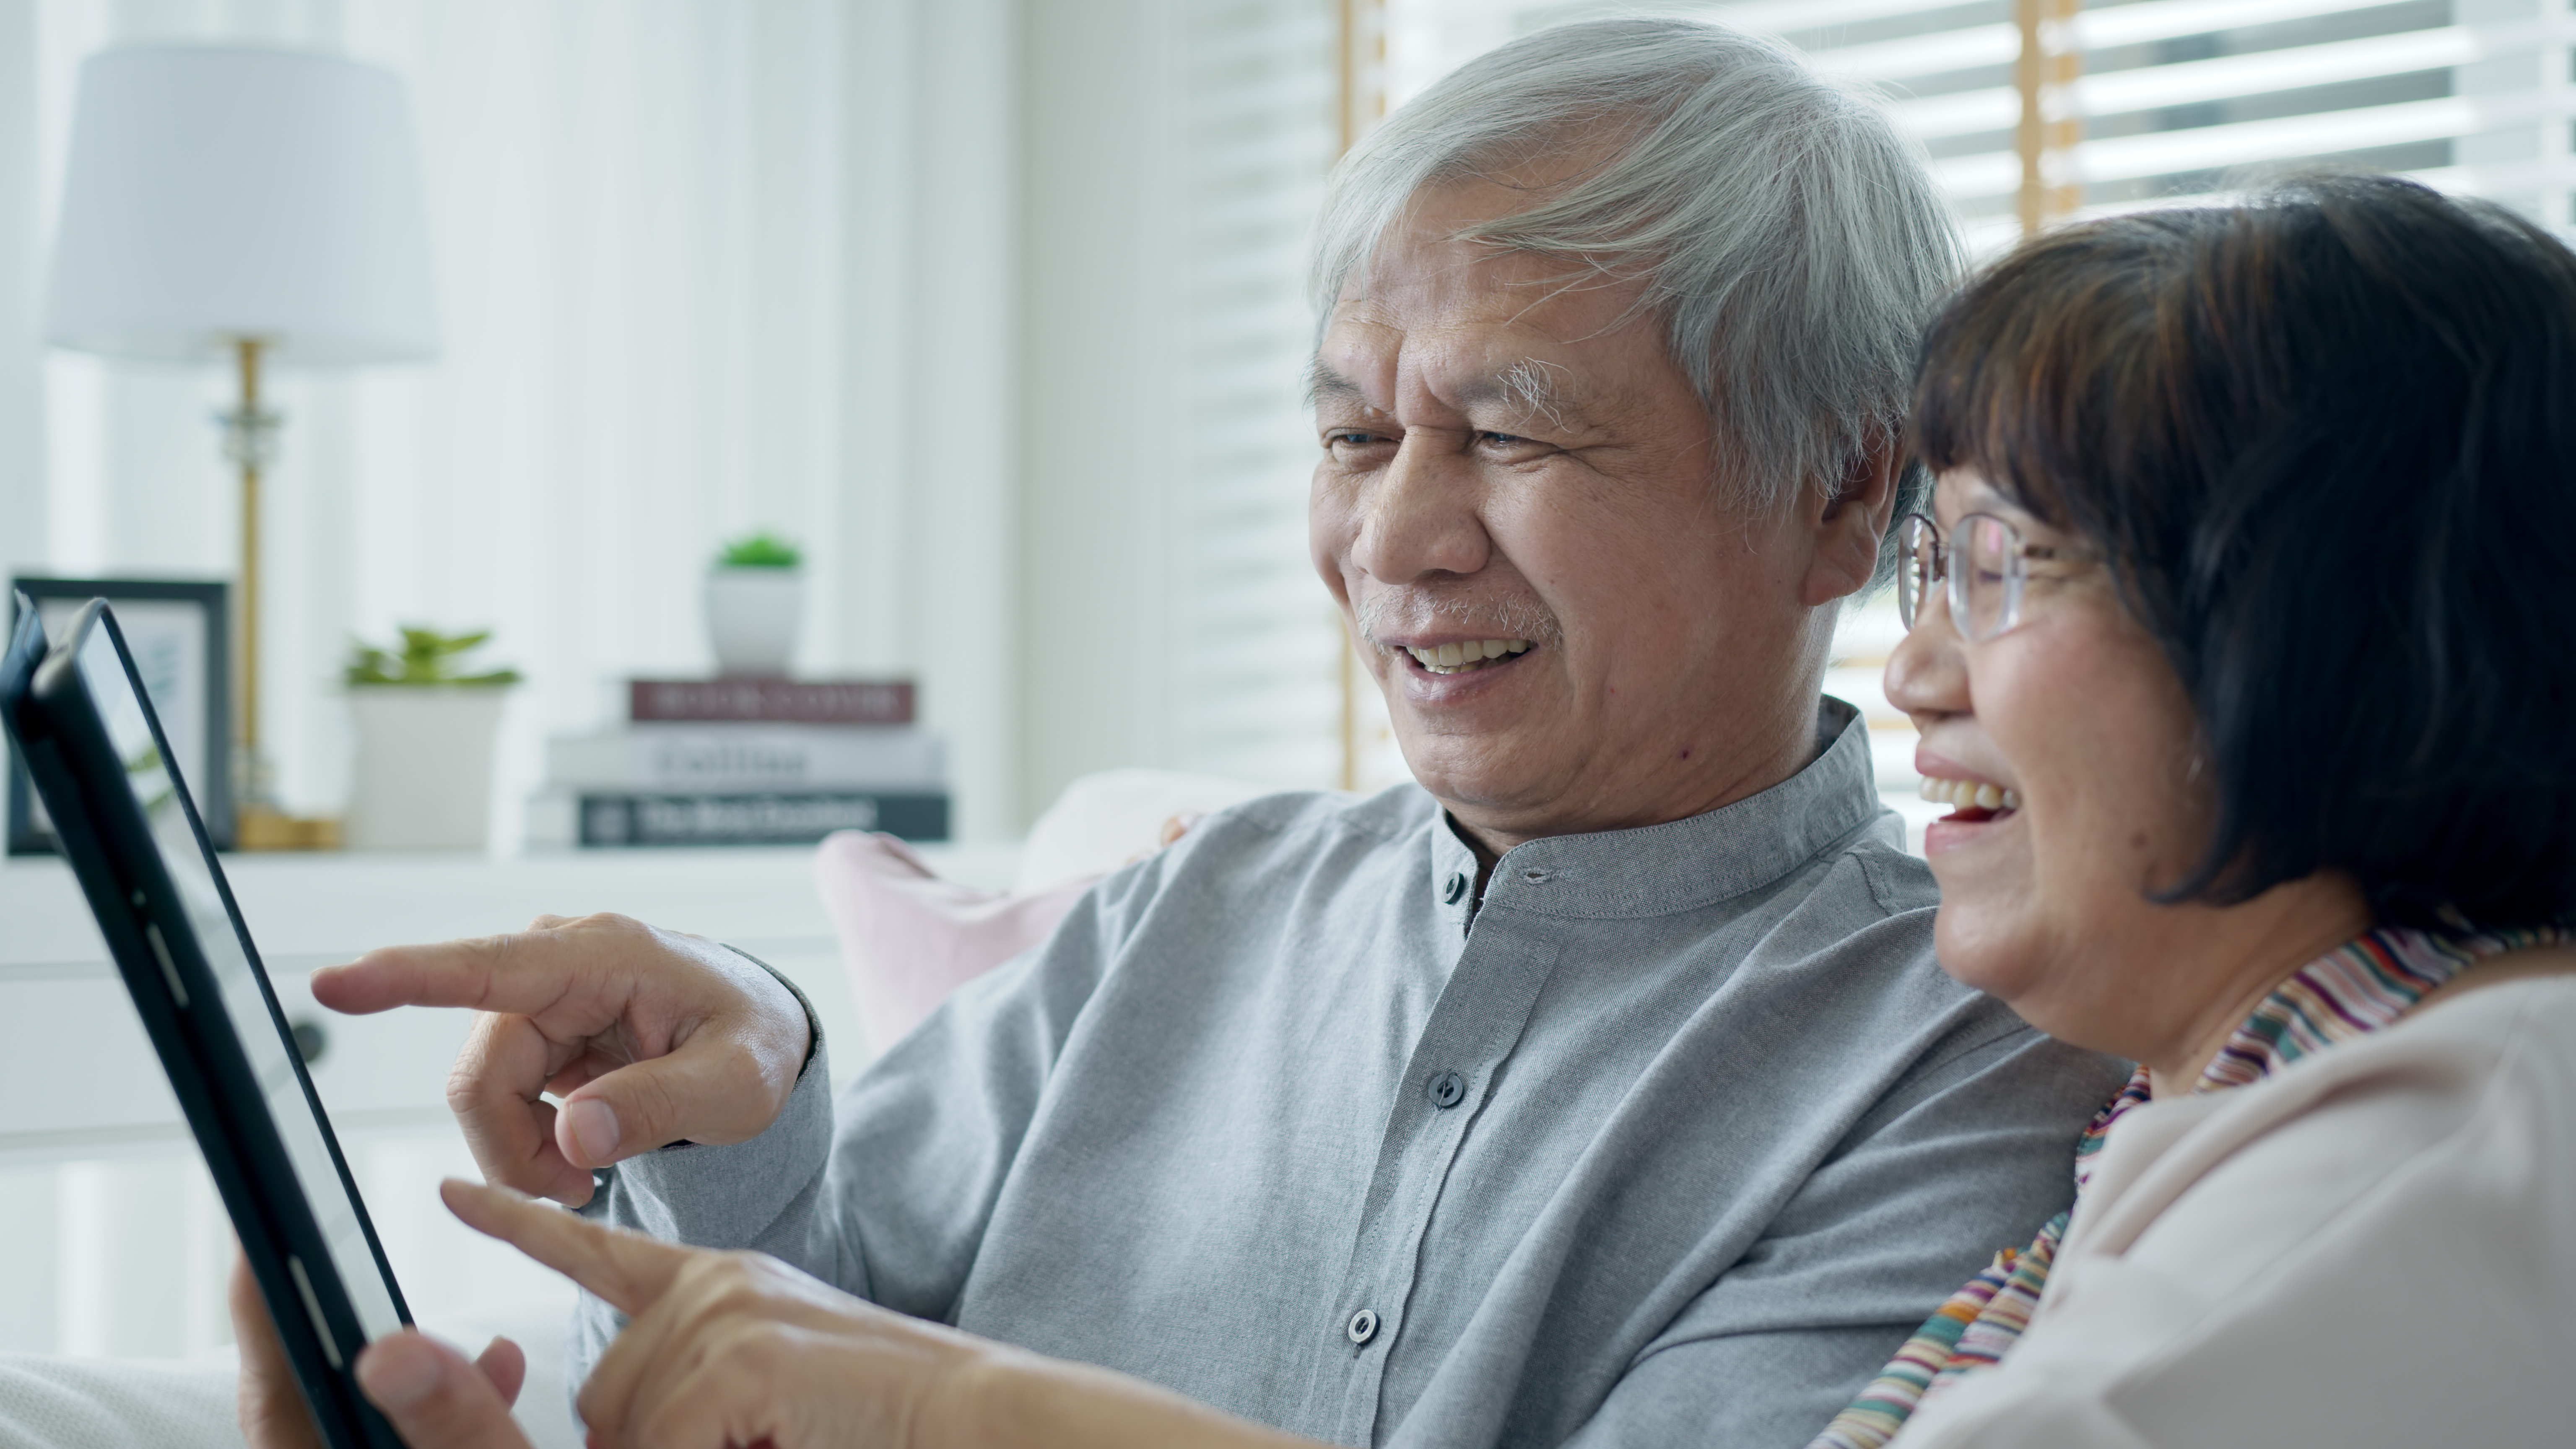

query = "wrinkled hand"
[[231, 1254, 530, 1449], [312, 913, 810, 1206], [445, 1179, 980, 1449]]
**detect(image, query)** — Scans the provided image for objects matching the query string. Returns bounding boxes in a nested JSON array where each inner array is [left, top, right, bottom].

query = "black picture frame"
[[9, 578, 231, 853]]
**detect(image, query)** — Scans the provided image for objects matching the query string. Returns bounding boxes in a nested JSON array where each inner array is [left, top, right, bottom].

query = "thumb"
[[353, 1332, 532, 1449], [551, 1029, 795, 1169]]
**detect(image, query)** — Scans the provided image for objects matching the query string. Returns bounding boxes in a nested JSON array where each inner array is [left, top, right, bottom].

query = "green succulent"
[[344, 626, 522, 687], [717, 532, 802, 569]]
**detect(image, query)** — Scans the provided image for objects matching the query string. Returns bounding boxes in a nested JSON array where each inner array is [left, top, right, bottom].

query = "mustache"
[[1354, 587, 1563, 649]]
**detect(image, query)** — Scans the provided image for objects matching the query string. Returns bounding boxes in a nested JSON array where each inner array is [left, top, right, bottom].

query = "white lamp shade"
[[43, 44, 438, 366]]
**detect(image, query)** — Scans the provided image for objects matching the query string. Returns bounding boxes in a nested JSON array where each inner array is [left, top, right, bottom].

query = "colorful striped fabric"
[[1804, 1077, 2146, 1449], [2199, 924, 2560, 1088], [1804, 924, 2560, 1449]]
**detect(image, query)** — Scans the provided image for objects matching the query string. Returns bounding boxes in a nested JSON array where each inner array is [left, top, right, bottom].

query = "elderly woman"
[[245, 172, 2576, 1449], [1806, 171, 2576, 1446]]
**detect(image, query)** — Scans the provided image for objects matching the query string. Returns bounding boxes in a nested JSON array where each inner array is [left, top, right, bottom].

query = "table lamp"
[[42, 43, 438, 849]]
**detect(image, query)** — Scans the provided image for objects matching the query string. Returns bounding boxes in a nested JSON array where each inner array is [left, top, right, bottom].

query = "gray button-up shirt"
[[574, 702, 2126, 1447]]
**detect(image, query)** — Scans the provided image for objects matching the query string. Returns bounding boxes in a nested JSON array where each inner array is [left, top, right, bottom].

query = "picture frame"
[[8, 578, 232, 854]]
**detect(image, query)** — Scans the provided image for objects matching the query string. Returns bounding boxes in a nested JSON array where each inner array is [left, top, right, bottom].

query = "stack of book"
[[527, 678, 948, 848]]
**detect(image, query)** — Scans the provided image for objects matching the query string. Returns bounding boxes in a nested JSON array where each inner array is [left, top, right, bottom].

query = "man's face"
[[1310, 179, 1831, 847]]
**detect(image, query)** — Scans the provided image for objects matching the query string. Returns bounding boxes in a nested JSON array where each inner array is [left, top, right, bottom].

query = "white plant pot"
[[344, 687, 510, 851], [705, 568, 805, 676]]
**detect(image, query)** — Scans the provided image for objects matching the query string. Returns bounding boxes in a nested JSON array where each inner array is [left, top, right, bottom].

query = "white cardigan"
[[1897, 974, 2576, 1447]]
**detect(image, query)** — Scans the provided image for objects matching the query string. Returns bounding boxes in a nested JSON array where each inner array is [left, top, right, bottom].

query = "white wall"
[[0, 0, 39, 582], [1019, 0, 1175, 810]]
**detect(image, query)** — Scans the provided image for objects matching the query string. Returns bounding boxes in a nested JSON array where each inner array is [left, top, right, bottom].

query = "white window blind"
[[1163, 1, 1353, 789], [1376, 0, 2576, 844]]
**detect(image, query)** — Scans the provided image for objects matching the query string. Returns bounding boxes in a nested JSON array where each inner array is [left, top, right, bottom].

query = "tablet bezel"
[[1, 597, 411, 1449]]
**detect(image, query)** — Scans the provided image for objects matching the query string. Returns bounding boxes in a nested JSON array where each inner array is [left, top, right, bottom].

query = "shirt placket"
[[1324, 910, 1565, 1444]]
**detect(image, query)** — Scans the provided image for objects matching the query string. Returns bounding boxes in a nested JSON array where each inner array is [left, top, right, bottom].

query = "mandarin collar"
[[1428, 697, 1884, 922]]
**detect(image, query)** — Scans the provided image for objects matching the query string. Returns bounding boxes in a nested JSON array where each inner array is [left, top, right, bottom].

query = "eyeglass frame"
[[1895, 512, 2082, 643]]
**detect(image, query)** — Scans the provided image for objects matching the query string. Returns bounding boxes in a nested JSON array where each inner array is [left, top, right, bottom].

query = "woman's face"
[[1883, 473, 2223, 1059]]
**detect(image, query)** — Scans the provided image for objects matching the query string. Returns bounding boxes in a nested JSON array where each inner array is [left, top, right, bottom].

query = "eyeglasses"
[[1896, 512, 2076, 642]]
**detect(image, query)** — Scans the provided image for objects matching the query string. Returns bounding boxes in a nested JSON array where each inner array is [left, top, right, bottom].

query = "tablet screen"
[[78, 622, 404, 1343]]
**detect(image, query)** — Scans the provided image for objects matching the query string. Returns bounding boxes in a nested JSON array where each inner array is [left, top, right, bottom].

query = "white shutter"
[[1161, 2, 1353, 789], [2066, 2, 2567, 231]]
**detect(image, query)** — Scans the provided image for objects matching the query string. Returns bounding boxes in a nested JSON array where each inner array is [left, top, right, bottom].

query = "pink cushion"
[[813, 831, 1099, 1055], [817, 769, 1280, 1055]]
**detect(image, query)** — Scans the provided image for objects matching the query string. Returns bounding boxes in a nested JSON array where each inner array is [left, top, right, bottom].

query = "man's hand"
[[231, 1254, 530, 1449], [313, 913, 810, 1206]]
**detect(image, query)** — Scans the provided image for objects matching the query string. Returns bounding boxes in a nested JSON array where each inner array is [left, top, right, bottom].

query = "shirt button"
[[1427, 1070, 1465, 1109], [1347, 1308, 1379, 1345], [1442, 871, 1467, 904]]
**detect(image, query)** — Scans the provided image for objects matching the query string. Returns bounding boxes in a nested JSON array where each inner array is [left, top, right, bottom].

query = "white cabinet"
[[0, 842, 1008, 1358]]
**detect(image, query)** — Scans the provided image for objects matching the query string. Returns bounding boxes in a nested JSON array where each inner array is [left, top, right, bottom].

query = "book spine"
[[576, 792, 949, 847], [629, 680, 915, 725], [546, 726, 945, 792]]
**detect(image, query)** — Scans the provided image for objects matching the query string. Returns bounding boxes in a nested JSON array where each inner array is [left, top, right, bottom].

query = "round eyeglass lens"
[[1957, 514, 2020, 641], [1897, 515, 1938, 629]]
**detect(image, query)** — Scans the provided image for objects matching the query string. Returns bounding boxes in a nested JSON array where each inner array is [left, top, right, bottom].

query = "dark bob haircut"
[[1911, 173, 2576, 929]]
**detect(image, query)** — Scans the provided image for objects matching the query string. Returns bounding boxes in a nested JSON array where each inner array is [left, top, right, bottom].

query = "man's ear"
[[1800, 433, 1903, 607]]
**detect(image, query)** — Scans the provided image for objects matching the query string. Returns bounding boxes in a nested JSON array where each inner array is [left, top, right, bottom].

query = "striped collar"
[[2077, 924, 2562, 1186], [2195, 924, 2565, 1093]]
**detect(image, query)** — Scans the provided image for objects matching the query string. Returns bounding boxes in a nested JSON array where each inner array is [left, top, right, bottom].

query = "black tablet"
[[0, 595, 409, 1449]]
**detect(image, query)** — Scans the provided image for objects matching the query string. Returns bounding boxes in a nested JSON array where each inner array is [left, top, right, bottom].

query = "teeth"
[[1918, 775, 2021, 813], [1402, 639, 1535, 674]]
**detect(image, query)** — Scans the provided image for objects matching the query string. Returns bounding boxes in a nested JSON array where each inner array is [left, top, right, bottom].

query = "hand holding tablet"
[[3, 597, 412, 1448], [235, 1180, 985, 1449], [231, 1254, 530, 1449], [0, 599, 921, 1449]]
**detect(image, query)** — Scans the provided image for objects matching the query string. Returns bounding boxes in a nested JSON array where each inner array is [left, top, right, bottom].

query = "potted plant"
[[342, 627, 521, 851], [705, 531, 804, 677]]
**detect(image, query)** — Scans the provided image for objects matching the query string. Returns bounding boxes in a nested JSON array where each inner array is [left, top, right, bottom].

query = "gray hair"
[[1309, 17, 1962, 571]]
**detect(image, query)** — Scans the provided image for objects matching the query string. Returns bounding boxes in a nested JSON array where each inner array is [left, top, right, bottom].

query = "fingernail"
[[358, 1338, 441, 1411], [565, 1098, 620, 1163]]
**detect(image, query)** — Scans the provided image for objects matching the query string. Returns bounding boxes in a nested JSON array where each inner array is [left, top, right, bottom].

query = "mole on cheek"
[[2129, 830, 2149, 851], [1678, 746, 1692, 761]]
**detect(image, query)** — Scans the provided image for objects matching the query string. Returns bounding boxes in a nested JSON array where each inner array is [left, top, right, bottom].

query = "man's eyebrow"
[[1305, 362, 1368, 410], [1456, 358, 1574, 431], [1305, 356, 1586, 430]]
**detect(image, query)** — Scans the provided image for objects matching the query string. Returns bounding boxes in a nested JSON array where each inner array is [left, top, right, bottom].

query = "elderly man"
[[254, 17, 2123, 1449]]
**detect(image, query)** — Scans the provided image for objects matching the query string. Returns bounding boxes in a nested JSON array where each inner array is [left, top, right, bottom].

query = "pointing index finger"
[[312, 935, 567, 1018], [439, 1179, 690, 1316]]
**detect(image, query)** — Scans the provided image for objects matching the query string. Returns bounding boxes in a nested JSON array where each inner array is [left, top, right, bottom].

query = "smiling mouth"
[[1919, 773, 2021, 823], [1402, 638, 1533, 676]]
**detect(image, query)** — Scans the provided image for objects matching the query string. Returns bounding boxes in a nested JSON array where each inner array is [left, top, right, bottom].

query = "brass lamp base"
[[236, 806, 341, 852]]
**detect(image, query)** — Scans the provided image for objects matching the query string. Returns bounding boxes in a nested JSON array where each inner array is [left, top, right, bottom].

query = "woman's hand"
[[245, 1176, 1321, 1449], [449, 1178, 1319, 1449], [444, 1178, 975, 1447], [231, 1252, 533, 1449]]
